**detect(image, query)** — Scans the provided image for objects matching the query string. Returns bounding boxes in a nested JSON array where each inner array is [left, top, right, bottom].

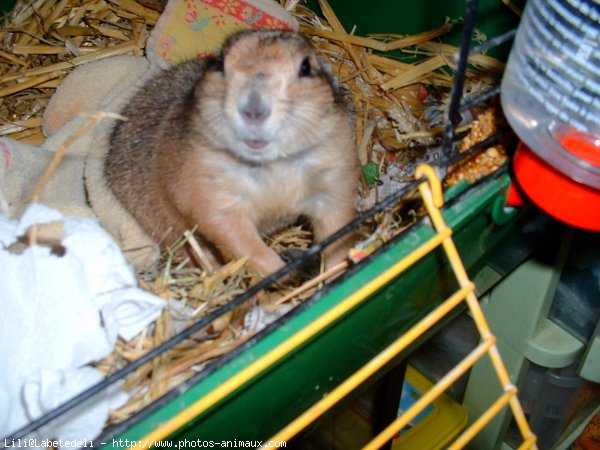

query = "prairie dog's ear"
[[316, 55, 339, 86], [205, 53, 224, 72], [317, 55, 333, 77]]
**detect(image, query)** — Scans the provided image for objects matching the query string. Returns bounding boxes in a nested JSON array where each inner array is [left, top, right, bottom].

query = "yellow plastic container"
[[315, 365, 468, 449], [392, 365, 469, 450]]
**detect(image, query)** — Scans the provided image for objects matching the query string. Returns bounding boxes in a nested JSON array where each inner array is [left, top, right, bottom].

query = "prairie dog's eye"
[[299, 57, 312, 77]]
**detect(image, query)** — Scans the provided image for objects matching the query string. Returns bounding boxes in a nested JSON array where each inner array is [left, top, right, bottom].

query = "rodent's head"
[[197, 29, 347, 164]]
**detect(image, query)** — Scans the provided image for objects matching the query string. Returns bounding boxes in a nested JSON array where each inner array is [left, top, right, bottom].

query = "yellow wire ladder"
[[134, 164, 538, 449]]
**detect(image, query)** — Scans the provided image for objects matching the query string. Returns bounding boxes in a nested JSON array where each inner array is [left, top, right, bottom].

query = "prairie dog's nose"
[[239, 91, 271, 125]]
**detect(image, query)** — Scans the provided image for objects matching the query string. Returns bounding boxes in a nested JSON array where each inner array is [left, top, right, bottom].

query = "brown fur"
[[105, 30, 359, 276]]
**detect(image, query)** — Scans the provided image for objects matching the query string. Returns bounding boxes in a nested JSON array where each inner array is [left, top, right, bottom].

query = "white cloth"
[[0, 205, 165, 445]]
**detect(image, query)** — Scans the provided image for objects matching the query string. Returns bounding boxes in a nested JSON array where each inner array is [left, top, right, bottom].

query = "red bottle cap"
[[512, 141, 600, 231]]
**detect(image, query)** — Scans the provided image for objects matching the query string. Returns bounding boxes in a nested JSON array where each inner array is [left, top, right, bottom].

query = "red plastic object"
[[506, 182, 525, 207], [512, 142, 600, 231]]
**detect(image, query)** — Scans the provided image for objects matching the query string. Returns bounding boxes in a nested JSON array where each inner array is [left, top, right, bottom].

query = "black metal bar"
[[371, 361, 408, 450], [440, 0, 480, 171]]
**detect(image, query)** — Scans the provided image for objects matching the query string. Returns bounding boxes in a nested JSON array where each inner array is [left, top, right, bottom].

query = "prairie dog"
[[105, 29, 359, 276]]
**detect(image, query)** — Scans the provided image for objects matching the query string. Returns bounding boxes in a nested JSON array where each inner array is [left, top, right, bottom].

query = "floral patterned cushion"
[[147, 0, 298, 68]]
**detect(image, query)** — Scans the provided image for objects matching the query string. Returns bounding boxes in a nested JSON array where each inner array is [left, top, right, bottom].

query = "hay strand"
[[0, 72, 63, 97], [183, 230, 216, 274], [274, 261, 348, 307], [381, 55, 447, 91]]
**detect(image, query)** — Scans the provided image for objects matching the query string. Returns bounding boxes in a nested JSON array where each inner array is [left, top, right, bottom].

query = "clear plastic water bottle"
[[501, 0, 600, 189]]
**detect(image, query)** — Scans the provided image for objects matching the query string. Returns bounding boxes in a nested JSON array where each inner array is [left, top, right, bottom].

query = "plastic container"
[[392, 366, 468, 450], [501, 0, 600, 189], [523, 366, 585, 449], [507, 363, 586, 449]]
